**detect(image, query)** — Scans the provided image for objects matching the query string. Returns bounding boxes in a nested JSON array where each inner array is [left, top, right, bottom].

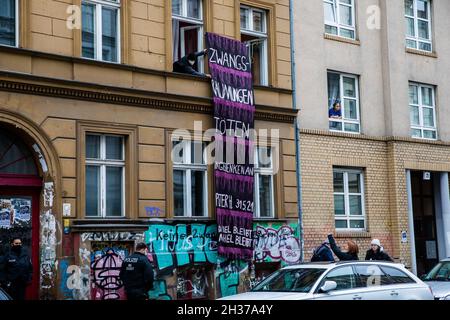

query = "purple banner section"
[[207, 32, 255, 260]]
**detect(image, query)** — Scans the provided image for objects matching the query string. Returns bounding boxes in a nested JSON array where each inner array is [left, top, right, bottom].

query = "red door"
[[0, 174, 41, 300]]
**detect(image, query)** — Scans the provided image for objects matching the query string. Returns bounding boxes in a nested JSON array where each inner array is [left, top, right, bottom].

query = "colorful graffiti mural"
[[254, 223, 301, 264], [90, 243, 131, 300], [145, 224, 218, 271]]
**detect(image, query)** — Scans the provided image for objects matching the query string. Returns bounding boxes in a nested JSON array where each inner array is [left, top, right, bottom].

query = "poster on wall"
[[0, 199, 13, 229], [206, 32, 255, 260], [12, 198, 31, 223]]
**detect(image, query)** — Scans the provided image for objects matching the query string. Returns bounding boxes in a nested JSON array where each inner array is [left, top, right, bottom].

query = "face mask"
[[189, 60, 195, 66], [12, 245, 22, 254]]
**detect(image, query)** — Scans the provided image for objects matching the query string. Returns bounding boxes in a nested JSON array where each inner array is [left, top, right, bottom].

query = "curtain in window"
[[327, 73, 340, 108], [172, 19, 180, 62]]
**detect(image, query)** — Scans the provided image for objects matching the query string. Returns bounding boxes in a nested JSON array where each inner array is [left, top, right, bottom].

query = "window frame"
[[328, 72, 361, 134], [81, 0, 121, 63], [333, 168, 366, 231], [85, 133, 126, 218], [172, 0, 205, 73], [240, 5, 269, 86], [172, 139, 208, 218], [405, 0, 433, 52], [409, 82, 437, 141], [323, 0, 356, 40], [0, 0, 19, 47], [254, 146, 275, 219]]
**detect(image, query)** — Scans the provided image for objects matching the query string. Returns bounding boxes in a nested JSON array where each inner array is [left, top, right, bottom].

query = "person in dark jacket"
[[311, 239, 334, 262], [327, 234, 359, 261], [365, 239, 394, 262], [0, 237, 33, 300], [173, 49, 209, 77], [119, 242, 154, 300]]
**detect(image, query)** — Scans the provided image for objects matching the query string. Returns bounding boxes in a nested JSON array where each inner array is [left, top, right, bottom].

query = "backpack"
[[311, 244, 329, 262]]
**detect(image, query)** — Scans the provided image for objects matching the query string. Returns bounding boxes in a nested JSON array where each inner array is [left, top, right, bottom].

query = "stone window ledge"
[[335, 231, 371, 238], [324, 33, 361, 46], [406, 47, 437, 58]]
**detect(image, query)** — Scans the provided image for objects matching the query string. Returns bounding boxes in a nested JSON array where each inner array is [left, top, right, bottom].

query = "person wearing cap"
[[365, 239, 394, 262], [119, 242, 154, 300], [173, 49, 209, 77]]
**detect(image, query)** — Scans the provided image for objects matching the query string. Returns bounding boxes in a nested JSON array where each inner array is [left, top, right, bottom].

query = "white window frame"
[[82, 0, 121, 63], [172, 0, 204, 73], [405, 0, 432, 52], [172, 140, 208, 218], [328, 72, 361, 134], [254, 147, 275, 218], [240, 5, 269, 86], [0, 0, 19, 47], [85, 134, 125, 218], [409, 83, 437, 140], [323, 0, 356, 40], [333, 168, 366, 231]]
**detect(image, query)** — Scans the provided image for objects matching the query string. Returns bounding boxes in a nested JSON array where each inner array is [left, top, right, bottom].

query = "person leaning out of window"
[[173, 49, 210, 77], [327, 234, 359, 261], [328, 99, 342, 119]]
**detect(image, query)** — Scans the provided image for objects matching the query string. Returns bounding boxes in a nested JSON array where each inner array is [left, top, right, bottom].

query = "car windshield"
[[251, 268, 326, 293], [424, 262, 450, 281]]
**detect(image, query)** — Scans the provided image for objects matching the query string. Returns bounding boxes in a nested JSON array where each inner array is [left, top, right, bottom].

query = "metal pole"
[[406, 170, 417, 275]]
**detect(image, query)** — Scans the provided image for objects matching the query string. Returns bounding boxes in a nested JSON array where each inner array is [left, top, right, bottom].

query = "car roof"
[[441, 258, 450, 262], [282, 260, 406, 270]]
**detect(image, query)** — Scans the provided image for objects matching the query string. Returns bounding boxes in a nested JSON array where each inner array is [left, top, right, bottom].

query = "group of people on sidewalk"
[[311, 234, 394, 262]]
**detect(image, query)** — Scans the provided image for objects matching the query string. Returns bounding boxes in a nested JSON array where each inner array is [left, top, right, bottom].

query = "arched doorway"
[[0, 127, 42, 300]]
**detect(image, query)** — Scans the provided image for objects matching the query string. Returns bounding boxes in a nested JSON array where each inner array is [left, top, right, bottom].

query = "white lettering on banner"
[[214, 163, 254, 176], [211, 80, 254, 105], [214, 117, 252, 138], [209, 48, 249, 71]]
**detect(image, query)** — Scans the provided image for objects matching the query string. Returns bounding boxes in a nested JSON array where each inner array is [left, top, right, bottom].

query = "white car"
[[423, 258, 450, 300], [220, 261, 434, 300]]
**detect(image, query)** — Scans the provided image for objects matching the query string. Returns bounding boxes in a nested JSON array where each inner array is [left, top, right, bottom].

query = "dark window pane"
[[322, 266, 356, 291], [86, 135, 100, 159], [335, 220, 347, 229], [355, 265, 392, 287], [380, 266, 416, 284], [0, 0, 16, 46], [105, 166, 123, 217], [173, 170, 186, 216], [105, 136, 123, 160], [102, 7, 118, 62], [86, 165, 100, 216], [191, 170, 205, 216], [333, 171, 344, 192], [82, 3, 96, 59], [348, 173, 361, 193], [258, 175, 273, 217]]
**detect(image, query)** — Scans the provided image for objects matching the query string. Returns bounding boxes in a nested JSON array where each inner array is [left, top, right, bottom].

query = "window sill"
[[406, 47, 437, 58], [335, 231, 371, 238], [324, 33, 360, 46]]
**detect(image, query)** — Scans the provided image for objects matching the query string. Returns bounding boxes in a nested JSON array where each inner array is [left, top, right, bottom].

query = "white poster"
[[0, 199, 13, 229], [426, 240, 437, 259], [12, 198, 31, 222]]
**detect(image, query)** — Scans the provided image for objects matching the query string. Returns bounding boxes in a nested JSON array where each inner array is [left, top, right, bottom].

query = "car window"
[[0, 288, 10, 300], [424, 262, 450, 281], [252, 268, 326, 293], [354, 265, 392, 287], [380, 266, 416, 284], [318, 266, 357, 292]]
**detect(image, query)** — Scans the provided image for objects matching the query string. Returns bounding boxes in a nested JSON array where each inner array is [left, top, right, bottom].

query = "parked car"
[[423, 258, 450, 300], [0, 287, 12, 300], [220, 261, 434, 300]]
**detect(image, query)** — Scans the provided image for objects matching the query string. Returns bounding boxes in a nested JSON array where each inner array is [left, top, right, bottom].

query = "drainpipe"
[[289, 0, 304, 262]]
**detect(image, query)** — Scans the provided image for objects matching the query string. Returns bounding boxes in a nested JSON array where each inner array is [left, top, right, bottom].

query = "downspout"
[[289, 0, 304, 262]]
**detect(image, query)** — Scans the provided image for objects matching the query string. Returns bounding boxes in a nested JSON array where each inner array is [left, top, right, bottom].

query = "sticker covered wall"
[[206, 32, 255, 261]]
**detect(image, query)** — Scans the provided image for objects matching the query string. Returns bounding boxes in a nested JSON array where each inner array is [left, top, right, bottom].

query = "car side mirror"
[[319, 281, 337, 293]]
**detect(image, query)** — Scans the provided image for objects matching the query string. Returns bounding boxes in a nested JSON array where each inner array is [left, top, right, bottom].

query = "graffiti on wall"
[[148, 279, 173, 300], [216, 259, 249, 298], [81, 232, 144, 242], [177, 267, 209, 299], [145, 224, 218, 271], [254, 223, 301, 264], [90, 243, 131, 300]]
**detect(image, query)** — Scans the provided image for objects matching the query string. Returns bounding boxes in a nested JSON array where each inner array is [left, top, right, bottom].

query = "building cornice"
[[300, 128, 450, 146], [0, 72, 298, 123]]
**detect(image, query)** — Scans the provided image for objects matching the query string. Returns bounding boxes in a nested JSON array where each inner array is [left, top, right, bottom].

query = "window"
[[82, 0, 120, 62], [405, 0, 432, 52], [172, 139, 208, 217], [323, 0, 356, 39], [328, 72, 360, 133], [0, 0, 18, 47], [85, 134, 125, 217], [254, 147, 275, 218], [354, 265, 392, 287], [409, 83, 437, 140], [240, 6, 268, 86], [380, 266, 416, 284], [172, 0, 204, 73], [333, 168, 365, 230], [318, 266, 357, 292]]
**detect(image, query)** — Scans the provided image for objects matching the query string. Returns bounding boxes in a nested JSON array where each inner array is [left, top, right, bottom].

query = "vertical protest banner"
[[206, 32, 255, 260]]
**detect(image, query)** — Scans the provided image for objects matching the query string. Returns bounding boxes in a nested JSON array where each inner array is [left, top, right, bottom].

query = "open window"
[[172, 0, 204, 73], [240, 5, 268, 86]]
